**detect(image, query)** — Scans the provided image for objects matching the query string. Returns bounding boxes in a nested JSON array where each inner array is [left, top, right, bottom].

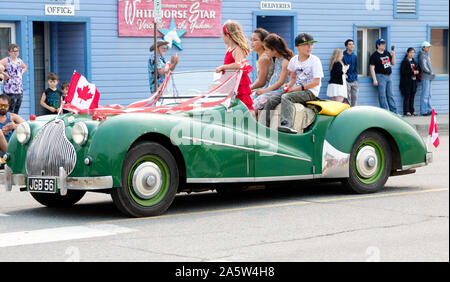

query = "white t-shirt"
[[287, 54, 324, 97]]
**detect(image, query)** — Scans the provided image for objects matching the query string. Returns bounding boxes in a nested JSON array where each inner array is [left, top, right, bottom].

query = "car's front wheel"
[[342, 130, 392, 194], [111, 142, 179, 217]]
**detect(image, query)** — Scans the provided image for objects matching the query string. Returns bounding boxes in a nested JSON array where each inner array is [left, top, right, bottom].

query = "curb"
[[402, 114, 449, 136]]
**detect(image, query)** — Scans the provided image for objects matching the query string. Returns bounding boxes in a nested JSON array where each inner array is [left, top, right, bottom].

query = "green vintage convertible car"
[[1, 70, 432, 217]]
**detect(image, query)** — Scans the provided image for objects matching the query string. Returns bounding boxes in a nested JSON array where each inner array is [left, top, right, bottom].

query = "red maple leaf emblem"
[[77, 85, 94, 101]]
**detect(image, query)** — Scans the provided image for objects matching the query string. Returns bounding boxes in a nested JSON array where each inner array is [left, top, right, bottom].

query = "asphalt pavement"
[[0, 137, 447, 262]]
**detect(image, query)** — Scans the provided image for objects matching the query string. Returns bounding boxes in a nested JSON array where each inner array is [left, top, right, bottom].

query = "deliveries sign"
[[118, 0, 222, 37]]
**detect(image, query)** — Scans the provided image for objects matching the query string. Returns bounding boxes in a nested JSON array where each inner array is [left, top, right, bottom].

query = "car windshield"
[[155, 69, 239, 107], [75, 70, 242, 116]]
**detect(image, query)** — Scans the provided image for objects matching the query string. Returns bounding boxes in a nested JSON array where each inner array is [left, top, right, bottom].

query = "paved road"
[[0, 137, 448, 262]]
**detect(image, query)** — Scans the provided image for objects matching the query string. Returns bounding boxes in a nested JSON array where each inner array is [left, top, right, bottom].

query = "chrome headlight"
[[72, 122, 89, 145], [16, 122, 31, 144]]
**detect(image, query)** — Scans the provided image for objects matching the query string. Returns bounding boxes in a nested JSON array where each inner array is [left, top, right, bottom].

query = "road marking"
[[91, 188, 449, 225], [309, 188, 449, 203], [0, 214, 9, 217], [0, 224, 134, 248]]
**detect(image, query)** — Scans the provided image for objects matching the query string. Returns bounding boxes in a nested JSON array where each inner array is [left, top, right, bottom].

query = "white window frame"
[[357, 27, 381, 77], [0, 23, 16, 88], [429, 27, 449, 75], [0, 22, 16, 44]]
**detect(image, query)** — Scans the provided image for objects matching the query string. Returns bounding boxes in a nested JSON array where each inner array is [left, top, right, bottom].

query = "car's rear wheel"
[[30, 190, 86, 207], [342, 130, 392, 194], [111, 142, 179, 217]]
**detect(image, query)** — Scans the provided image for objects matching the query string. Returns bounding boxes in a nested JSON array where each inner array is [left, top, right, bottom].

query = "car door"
[[181, 105, 255, 181], [253, 124, 316, 180]]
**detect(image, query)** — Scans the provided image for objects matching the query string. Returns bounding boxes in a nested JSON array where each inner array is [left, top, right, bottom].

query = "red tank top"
[[224, 48, 253, 111]]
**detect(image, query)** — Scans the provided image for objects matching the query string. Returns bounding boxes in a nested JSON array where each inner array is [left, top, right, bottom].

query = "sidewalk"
[[402, 113, 449, 136]]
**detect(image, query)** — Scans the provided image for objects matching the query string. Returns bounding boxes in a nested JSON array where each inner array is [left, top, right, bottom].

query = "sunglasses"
[[0, 104, 10, 109]]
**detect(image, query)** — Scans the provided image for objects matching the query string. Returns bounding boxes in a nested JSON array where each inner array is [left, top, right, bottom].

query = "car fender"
[[84, 113, 191, 186], [323, 106, 427, 167]]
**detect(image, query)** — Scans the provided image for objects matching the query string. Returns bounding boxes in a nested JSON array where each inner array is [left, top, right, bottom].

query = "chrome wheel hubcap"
[[132, 162, 162, 199], [356, 146, 378, 178]]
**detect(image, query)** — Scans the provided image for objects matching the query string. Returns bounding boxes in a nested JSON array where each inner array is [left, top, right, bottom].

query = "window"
[[0, 23, 16, 91], [429, 28, 449, 75], [0, 23, 16, 59], [357, 27, 381, 77], [394, 0, 418, 19]]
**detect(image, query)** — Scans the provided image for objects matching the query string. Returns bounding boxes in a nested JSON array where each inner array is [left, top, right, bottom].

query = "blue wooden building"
[[0, 0, 448, 117]]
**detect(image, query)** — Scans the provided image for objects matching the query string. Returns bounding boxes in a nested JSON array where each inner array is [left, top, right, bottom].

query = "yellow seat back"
[[306, 100, 350, 116]]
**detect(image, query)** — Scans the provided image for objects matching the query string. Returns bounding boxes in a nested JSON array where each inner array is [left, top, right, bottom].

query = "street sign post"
[[153, 0, 162, 90]]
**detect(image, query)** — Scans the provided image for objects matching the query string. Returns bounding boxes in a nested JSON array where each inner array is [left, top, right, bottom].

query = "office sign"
[[45, 4, 75, 16]]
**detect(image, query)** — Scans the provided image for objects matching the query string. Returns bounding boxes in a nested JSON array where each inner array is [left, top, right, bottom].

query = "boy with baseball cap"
[[263, 32, 323, 134], [369, 38, 397, 113]]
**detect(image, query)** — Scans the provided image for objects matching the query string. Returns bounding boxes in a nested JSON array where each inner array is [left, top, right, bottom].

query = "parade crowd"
[[149, 21, 437, 125], [0, 20, 438, 151]]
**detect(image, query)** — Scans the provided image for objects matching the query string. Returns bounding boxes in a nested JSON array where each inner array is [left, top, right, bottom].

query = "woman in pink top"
[[0, 44, 27, 114]]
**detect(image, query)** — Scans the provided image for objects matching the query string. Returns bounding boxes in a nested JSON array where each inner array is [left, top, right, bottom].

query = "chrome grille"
[[26, 119, 77, 176]]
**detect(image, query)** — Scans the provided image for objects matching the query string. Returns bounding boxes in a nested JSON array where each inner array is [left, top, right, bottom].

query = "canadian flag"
[[428, 108, 439, 148], [64, 72, 100, 112]]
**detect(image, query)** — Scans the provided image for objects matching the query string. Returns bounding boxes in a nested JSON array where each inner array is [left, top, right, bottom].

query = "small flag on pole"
[[64, 72, 100, 112], [428, 108, 439, 148]]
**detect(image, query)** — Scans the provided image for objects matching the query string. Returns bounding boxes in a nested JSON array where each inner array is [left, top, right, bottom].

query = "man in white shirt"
[[263, 33, 324, 134]]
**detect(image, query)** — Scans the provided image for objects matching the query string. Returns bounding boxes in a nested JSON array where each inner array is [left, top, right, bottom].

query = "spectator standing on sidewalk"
[[369, 38, 397, 113], [326, 48, 349, 103], [418, 41, 435, 116], [343, 39, 358, 106], [400, 47, 419, 116], [0, 44, 27, 114]]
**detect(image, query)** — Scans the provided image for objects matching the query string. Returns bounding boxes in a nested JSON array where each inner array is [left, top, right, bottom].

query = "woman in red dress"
[[215, 21, 254, 111]]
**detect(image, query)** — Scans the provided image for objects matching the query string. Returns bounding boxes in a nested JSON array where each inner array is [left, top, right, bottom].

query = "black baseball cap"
[[376, 38, 386, 46], [295, 33, 318, 46]]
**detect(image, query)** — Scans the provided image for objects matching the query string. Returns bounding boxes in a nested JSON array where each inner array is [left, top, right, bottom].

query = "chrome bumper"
[[1, 165, 113, 195]]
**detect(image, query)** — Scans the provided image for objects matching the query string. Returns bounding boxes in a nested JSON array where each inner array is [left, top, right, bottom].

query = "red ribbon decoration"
[[222, 24, 231, 38]]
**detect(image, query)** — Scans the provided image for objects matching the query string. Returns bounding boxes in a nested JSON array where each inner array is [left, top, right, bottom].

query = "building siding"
[[0, 0, 448, 117]]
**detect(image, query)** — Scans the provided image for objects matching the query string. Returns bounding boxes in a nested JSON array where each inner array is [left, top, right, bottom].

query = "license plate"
[[28, 177, 58, 193]]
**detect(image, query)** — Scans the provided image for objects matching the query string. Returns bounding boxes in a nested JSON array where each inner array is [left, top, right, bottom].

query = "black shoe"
[[278, 120, 298, 134], [422, 112, 432, 116]]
